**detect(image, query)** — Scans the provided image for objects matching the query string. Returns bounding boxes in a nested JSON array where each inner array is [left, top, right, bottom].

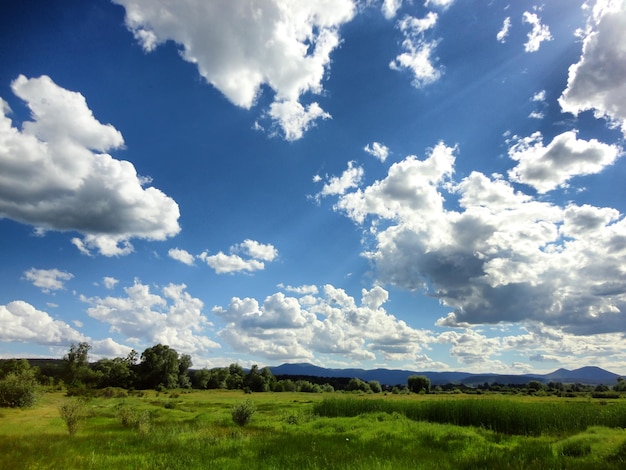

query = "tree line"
[[2, 342, 626, 408]]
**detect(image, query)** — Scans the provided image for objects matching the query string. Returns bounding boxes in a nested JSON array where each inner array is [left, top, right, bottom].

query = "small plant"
[[231, 399, 255, 426], [116, 404, 154, 435], [59, 398, 87, 436]]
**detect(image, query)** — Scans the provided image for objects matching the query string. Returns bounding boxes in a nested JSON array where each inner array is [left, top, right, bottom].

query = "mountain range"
[[269, 363, 623, 387]]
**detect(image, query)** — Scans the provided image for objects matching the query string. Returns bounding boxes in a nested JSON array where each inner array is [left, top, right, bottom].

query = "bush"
[[0, 371, 38, 408], [59, 399, 88, 436], [231, 399, 255, 426], [116, 404, 153, 435]]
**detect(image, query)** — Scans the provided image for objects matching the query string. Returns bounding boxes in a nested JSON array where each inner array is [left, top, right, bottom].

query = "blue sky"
[[1, 0, 626, 375]]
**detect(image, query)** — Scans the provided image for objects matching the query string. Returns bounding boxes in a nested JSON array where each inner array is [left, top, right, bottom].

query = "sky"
[[1, 0, 626, 375]]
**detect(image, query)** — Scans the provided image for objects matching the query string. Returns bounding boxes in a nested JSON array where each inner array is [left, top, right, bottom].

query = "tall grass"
[[313, 397, 626, 435]]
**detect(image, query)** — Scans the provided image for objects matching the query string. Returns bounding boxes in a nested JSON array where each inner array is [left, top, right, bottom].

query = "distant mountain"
[[269, 363, 622, 386]]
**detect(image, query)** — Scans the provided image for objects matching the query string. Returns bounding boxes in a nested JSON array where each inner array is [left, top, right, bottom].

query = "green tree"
[[0, 361, 39, 408], [226, 364, 245, 389], [347, 378, 372, 393], [368, 380, 382, 393], [63, 342, 99, 391], [137, 344, 190, 389], [614, 377, 626, 392], [407, 375, 430, 394]]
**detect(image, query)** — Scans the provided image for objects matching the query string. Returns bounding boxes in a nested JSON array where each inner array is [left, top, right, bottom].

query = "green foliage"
[[0, 368, 39, 408], [4, 392, 626, 469], [137, 344, 191, 390], [346, 377, 371, 393], [408, 375, 430, 393], [314, 397, 626, 436], [116, 404, 154, 435], [231, 399, 255, 426], [58, 398, 88, 436]]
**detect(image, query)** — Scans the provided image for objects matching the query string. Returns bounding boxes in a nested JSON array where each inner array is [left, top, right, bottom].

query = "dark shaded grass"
[[313, 397, 626, 436]]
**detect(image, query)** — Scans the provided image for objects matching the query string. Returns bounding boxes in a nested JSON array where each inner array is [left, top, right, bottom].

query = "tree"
[[347, 378, 371, 393], [92, 357, 133, 389], [614, 377, 626, 392], [63, 342, 99, 391], [226, 364, 245, 390], [137, 344, 189, 389], [0, 360, 39, 408], [407, 375, 430, 394], [368, 380, 382, 393]]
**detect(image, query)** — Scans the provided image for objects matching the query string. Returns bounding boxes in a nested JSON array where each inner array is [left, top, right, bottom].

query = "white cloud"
[[316, 161, 364, 200], [83, 279, 219, 354], [324, 142, 626, 336], [507, 131, 622, 193], [382, 0, 402, 19], [559, 0, 626, 136], [0, 75, 180, 256], [424, 0, 454, 9], [236, 239, 279, 262], [112, 0, 355, 140], [23, 268, 73, 293], [364, 142, 390, 162], [213, 284, 432, 362], [278, 283, 319, 295], [199, 239, 278, 274], [522, 11, 553, 52], [0, 300, 85, 345], [532, 90, 546, 102], [390, 12, 442, 88], [103, 277, 119, 290], [267, 100, 331, 141], [497, 17, 511, 43], [168, 247, 196, 266], [528, 111, 544, 119]]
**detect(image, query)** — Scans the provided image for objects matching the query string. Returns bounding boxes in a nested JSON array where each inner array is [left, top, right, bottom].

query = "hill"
[[269, 363, 622, 387]]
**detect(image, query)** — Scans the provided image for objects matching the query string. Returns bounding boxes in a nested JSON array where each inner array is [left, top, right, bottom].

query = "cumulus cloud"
[[23, 268, 73, 293], [0, 75, 180, 256], [324, 142, 626, 336], [364, 142, 390, 162], [112, 0, 355, 141], [507, 131, 622, 193], [213, 284, 433, 362], [497, 17, 511, 43], [103, 277, 119, 290], [315, 161, 364, 201], [83, 280, 219, 354], [389, 12, 442, 88], [522, 11, 553, 52], [168, 247, 196, 266], [0, 300, 86, 345], [199, 239, 278, 274], [559, 0, 626, 135]]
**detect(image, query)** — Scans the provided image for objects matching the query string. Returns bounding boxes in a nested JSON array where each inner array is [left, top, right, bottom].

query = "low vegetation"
[[1, 390, 625, 469], [2, 345, 626, 468]]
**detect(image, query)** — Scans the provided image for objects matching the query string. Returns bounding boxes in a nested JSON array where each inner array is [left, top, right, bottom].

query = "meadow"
[[1, 389, 626, 469]]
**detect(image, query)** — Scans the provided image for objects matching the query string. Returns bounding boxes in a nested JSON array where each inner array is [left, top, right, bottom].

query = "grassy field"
[[1, 390, 626, 469]]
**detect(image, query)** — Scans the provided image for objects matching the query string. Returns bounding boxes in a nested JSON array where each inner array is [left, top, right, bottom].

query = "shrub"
[[231, 399, 255, 426], [0, 371, 38, 408], [59, 399, 88, 436], [116, 404, 154, 435]]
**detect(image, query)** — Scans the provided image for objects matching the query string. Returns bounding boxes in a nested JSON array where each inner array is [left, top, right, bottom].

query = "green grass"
[[1, 391, 626, 469], [313, 395, 626, 435]]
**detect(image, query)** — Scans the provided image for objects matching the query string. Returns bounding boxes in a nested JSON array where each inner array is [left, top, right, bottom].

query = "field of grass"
[[1, 390, 626, 469]]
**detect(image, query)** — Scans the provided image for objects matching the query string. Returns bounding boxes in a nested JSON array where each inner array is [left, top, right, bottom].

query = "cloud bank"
[[0, 75, 180, 256], [323, 141, 626, 336], [113, 0, 356, 141]]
